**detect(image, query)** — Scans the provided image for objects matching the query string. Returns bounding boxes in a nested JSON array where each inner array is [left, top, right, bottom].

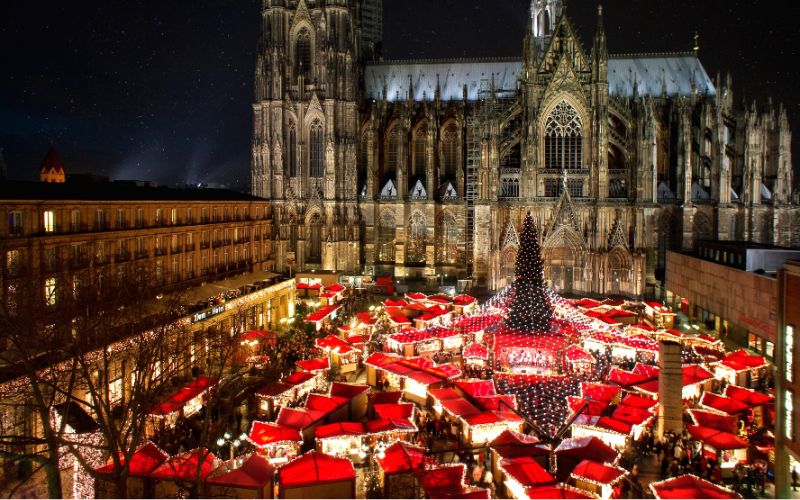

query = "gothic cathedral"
[[252, 0, 799, 297]]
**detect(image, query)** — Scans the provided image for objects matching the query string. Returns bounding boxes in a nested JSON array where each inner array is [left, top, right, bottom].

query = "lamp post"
[[217, 431, 248, 463]]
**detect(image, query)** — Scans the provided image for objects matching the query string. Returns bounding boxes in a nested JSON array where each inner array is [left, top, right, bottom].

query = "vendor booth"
[[489, 430, 550, 489], [94, 441, 168, 498], [316, 335, 362, 375], [649, 474, 742, 499], [716, 349, 769, 387], [247, 421, 302, 466], [724, 385, 774, 427], [525, 483, 598, 499], [206, 453, 275, 499], [303, 304, 341, 331], [421, 464, 490, 499], [568, 460, 628, 499], [148, 449, 219, 498], [496, 456, 555, 499], [146, 377, 219, 435], [642, 301, 676, 329], [375, 441, 433, 498], [554, 437, 619, 482], [315, 421, 366, 461], [276, 451, 356, 499], [255, 371, 318, 419]]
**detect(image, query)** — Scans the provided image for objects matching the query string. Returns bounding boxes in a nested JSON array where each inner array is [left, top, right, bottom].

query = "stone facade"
[[252, 0, 799, 297]]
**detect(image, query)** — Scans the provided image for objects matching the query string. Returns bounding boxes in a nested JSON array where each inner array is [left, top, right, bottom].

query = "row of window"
[[7, 206, 266, 237]]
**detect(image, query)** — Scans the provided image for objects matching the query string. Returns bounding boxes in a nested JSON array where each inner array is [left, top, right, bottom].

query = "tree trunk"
[[43, 460, 63, 499]]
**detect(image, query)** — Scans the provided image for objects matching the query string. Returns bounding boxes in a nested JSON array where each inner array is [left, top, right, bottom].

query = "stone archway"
[[501, 247, 518, 288], [543, 226, 586, 295], [607, 247, 633, 296]]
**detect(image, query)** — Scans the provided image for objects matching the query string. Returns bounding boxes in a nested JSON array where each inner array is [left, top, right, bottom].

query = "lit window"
[[8, 211, 22, 235], [43, 211, 55, 233], [787, 389, 794, 440], [788, 325, 795, 383], [44, 277, 56, 305]]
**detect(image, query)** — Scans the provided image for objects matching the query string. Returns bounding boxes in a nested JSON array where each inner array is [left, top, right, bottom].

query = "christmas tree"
[[505, 212, 553, 332]]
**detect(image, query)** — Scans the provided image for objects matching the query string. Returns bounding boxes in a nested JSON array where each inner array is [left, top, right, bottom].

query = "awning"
[[277, 451, 355, 488], [207, 454, 275, 490]]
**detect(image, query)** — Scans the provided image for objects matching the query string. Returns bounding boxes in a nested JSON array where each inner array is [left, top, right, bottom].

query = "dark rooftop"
[[0, 180, 264, 202]]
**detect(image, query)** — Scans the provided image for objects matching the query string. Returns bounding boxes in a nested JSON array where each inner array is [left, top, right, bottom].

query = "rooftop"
[[0, 180, 263, 202]]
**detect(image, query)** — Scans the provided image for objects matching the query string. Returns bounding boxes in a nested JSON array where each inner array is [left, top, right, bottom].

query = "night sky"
[[2, 1, 799, 189]]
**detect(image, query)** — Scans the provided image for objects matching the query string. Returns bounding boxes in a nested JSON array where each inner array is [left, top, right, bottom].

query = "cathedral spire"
[[592, 4, 607, 82]]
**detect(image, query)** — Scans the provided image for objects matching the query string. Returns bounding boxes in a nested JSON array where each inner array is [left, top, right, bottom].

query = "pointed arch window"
[[442, 124, 458, 180], [288, 126, 297, 177], [295, 28, 311, 80], [377, 211, 396, 263], [436, 211, 462, 264], [385, 128, 398, 180], [544, 101, 583, 170], [308, 212, 323, 262], [358, 133, 369, 193], [413, 126, 427, 179], [310, 119, 324, 178], [406, 212, 426, 264]]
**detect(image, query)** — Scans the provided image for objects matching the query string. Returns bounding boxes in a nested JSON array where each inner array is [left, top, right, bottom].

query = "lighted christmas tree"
[[505, 212, 553, 332]]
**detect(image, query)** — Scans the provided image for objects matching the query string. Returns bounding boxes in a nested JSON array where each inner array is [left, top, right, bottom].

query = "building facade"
[[252, 0, 799, 297]]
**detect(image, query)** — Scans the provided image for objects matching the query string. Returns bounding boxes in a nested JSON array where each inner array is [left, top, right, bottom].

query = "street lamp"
[[217, 431, 248, 463]]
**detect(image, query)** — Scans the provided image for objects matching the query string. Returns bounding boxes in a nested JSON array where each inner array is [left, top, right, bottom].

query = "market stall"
[[642, 301, 676, 329], [497, 456, 555, 499], [316, 335, 362, 374], [554, 437, 619, 482], [148, 449, 219, 498], [206, 453, 275, 499], [489, 430, 550, 486], [303, 304, 341, 331], [525, 483, 598, 499], [463, 342, 489, 368], [276, 451, 356, 499], [330, 382, 370, 420], [716, 349, 769, 387], [94, 441, 168, 498], [421, 464, 490, 499], [724, 385, 774, 427], [314, 421, 366, 461], [648, 474, 742, 499], [255, 371, 318, 418], [146, 377, 219, 434], [247, 421, 302, 466], [375, 441, 433, 498], [568, 459, 628, 499]]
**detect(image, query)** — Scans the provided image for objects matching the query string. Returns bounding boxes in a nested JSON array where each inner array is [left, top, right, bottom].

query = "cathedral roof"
[[365, 54, 715, 102], [40, 145, 65, 174], [607, 54, 716, 97]]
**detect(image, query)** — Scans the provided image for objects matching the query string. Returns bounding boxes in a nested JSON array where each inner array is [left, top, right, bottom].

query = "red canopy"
[[582, 383, 620, 402], [148, 449, 218, 481], [555, 437, 618, 465], [148, 377, 219, 416], [650, 474, 741, 499], [463, 342, 489, 360], [368, 391, 403, 406], [283, 370, 316, 385], [566, 345, 596, 363], [525, 484, 598, 499], [206, 454, 275, 490], [700, 392, 750, 415], [570, 460, 627, 485], [422, 464, 490, 499], [95, 441, 167, 477], [276, 408, 325, 430], [240, 329, 278, 345], [329, 382, 369, 400], [689, 409, 738, 433], [500, 456, 555, 487], [248, 421, 302, 447], [595, 416, 632, 434], [306, 394, 347, 414], [724, 385, 775, 407], [296, 357, 329, 372], [376, 441, 433, 475], [490, 430, 549, 460], [686, 425, 750, 450], [277, 451, 355, 489], [304, 304, 340, 323], [315, 421, 365, 439], [721, 349, 767, 372], [374, 403, 415, 421]]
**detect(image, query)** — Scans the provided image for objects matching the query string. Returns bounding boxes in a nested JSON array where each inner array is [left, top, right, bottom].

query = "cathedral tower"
[[252, 0, 363, 273]]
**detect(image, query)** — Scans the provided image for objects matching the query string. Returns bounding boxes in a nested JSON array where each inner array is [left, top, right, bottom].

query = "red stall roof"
[[315, 421, 365, 440], [581, 383, 621, 403], [316, 335, 359, 354], [329, 382, 369, 400], [148, 377, 219, 416], [570, 460, 627, 485], [240, 329, 278, 343], [296, 357, 329, 372], [463, 342, 489, 360], [566, 345, 596, 363], [376, 441, 433, 475], [422, 464, 490, 499], [595, 416, 632, 434], [500, 456, 555, 487], [95, 441, 167, 477], [369, 391, 403, 406], [453, 294, 477, 306], [207, 454, 275, 490], [721, 349, 768, 372], [326, 283, 346, 293], [276, 408, 325, 430], [364, 418, 417, 434], [555, 437, 618, 465], [248, 421, 302, 447], [148, 449, 218, 482], [724, 385, 775, 407], [689, 409, 738, 433], [525, 484, 598, 499], [686, 425, 750, 450], [306, 393, 348, 414], [650, 474, 742, 499], [278, 451, 355, 489], [700, 392, 750, 415], [284, 370, 317, 385], [374, 403, 415, 421]]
